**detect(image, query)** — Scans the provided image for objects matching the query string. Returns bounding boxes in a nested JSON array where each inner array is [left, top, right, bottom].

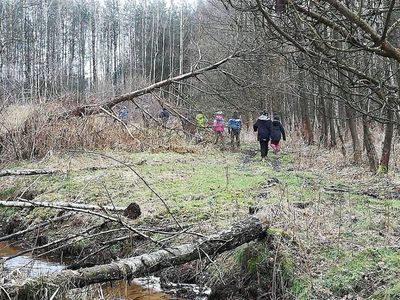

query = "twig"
[[81, 151, 183, 230], [75, 244, 112, 265], [5, 222, 105, 261], [0, 200, 126, 212], [0, 213, 73, 242], [12, 197, 160, 246], [99, 106, 139, 140]]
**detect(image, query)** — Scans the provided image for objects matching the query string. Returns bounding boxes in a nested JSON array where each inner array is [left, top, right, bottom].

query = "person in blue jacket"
[[118, 106, 129, 124], [227, 111, 242, 147]]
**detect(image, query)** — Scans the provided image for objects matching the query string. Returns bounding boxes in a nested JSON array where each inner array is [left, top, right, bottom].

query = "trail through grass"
[[1, 143, 400, 299]]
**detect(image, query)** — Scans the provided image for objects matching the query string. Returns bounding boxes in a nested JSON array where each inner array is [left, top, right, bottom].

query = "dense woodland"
[[1, 0, 400, 173], [1, 1, 400, 299]]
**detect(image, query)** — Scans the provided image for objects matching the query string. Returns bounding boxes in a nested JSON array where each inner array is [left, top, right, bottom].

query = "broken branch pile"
[[2, 216, 264, 299]]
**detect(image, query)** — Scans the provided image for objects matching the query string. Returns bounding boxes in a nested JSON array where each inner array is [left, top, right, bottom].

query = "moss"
[[27, 208, 57, 220], [267, 227, 286, 236], [0, 186, 18, 200], [377, 164, 388, 174], [281, 255, 296, 277], [0, 207, 19, 218], [234, 241, 271, 274]]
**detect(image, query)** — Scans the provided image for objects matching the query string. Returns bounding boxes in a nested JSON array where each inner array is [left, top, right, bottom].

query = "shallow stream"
[[0, 241, 170, 299]]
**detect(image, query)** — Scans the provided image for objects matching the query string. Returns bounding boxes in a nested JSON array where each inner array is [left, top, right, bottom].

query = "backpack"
[[159, 109, 169, 119], [270, 122, 282, 140], [229, 118, 241, 130]]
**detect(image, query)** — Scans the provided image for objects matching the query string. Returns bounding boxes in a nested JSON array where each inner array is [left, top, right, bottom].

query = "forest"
[[1, 0, 400, 299]]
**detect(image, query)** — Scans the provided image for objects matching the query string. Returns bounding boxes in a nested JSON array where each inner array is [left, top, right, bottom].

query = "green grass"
[[289, 277, 312, 300], [1, 148, 278, 224], [370, 279, 400, 299], [4, 144, 399, 299], [321, 248, 400, 297], [0, 186, 18, 200]]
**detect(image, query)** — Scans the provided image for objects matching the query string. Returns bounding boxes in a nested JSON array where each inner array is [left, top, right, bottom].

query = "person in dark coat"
[[270, 116, 286, 154], [158, 107, 170, 128], [253, 111, 272, 161]]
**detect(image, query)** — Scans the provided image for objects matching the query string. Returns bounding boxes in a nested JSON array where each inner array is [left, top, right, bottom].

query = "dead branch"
[[4, 222, 107, 262], [6, 198, 161, 247], [0, 213, 73, 242], [2, 216, 263, 299], [0, 169, 59, 177], [0, 200, 126, 213], [0, 161, 148, 177], [60, 55, 236, 119]]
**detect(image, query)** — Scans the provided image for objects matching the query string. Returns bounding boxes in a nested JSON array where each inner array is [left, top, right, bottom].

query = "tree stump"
[[123, 202, 141, 219]]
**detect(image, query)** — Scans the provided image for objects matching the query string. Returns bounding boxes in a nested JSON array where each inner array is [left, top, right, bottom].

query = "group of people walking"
[[211, 111, 242, 147], [212, 110, 286, 159], [116, 104, 286, 160], [253, 111, 286, 161]]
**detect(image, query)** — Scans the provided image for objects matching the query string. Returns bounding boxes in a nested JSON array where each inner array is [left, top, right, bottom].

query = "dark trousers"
[[230, 129, 240, 146], [259, 140, 269, 158], [214, 131, 224, 144]]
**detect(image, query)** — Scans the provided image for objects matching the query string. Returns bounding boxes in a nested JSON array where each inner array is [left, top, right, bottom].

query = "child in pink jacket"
[[212, 111, 225, 144]]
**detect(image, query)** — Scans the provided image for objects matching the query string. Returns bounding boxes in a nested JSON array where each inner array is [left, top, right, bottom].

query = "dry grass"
[[253, 135, 400, 299], [1, 110, 400, 299], [0, 103, 209, 162]]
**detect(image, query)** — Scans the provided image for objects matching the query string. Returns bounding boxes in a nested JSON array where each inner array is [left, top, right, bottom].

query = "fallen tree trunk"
[[0, 200, 126, 212], [3, 217, 264, 299], [0, 162, 148, 177], [0, 169, 59, 177], [60, 54, 236, 119]]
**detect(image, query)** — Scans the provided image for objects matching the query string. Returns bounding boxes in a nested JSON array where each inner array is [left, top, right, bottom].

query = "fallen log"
[[60, 54, 236, 119], [2, 198, 158, 244], [3, 216, 264, 299], [0, 169, 59, 177], [0, 161, 148, 177], [0, 200, 126, 212]]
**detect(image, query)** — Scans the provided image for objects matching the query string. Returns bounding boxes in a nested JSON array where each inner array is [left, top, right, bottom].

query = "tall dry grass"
[[0, 104, 212, 162]]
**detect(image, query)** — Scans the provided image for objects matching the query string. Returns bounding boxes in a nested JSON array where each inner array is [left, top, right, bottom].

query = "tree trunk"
[[59, 55, 235, 119], [91, 2, 97, 90], [3, 217, 264, 299], [298, 62, 314, 145], [346, 105, 362, 163], [378, 98, 394, 173], [336, 119, 346, 156], [362, 115, 378, 172], [328, 99, 337, 148], [318, 82, 328, 147], [0, 200, 126, 212], [0, 169, 59, 177]]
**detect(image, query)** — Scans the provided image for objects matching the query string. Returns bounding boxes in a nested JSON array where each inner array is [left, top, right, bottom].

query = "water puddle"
[[0, 241, 64, 276], [0, 242, 171, 299], [102, 278, 171, 300]]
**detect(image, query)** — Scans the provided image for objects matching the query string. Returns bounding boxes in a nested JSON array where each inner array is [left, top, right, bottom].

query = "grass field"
[[1, 141, 400, 299]]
